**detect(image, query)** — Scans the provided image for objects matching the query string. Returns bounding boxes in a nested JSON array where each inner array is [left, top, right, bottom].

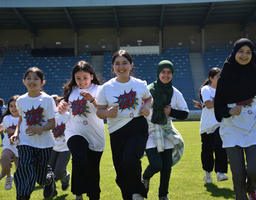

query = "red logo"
[[130, 113, 134, 118], [237, 98, 254, 107], [52, 122, 66, 138], [248, 110, 253, 115], [83, 120, 88, 125], [24, 105, 45, 126], [115, 89, 139, 111]]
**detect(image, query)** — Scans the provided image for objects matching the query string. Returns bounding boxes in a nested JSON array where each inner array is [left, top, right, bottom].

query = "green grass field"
[[0, 121, 235, 199]]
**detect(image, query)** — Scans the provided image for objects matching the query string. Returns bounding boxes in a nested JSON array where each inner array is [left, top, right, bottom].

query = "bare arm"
[[96, 105, 118, 119], [204, 100, 214, 109], [0, 124, 3, 132], [10, 116, 22, 144], [58, 101, 70, 115], [140, 95, 153, 116], [80, 91, 98, 108], [229, 105, 242, 116]]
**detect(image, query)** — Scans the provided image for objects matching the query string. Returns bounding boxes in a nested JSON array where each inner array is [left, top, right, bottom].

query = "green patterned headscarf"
[[148, 60, 174, 125]]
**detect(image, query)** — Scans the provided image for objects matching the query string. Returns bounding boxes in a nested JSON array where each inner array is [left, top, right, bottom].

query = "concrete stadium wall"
[[1, 23, 256, 54]]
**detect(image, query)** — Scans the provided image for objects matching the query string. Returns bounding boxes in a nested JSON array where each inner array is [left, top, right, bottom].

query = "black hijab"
[[214, 38, 256, 122]]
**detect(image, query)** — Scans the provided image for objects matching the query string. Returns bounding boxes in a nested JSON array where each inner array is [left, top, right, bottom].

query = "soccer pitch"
[[0, 121, 235, 200]]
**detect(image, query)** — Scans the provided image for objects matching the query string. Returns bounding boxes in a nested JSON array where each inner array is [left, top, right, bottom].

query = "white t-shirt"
[[98, 77, 151, 134], [1, 115, 19, 157], [52, 112, 69, 152], [65, 84, 105, 152], [200, 85, 220, 134], [220, 96, 256, 148], [16, 92, 58, 149], [146, 87, 189, 150]]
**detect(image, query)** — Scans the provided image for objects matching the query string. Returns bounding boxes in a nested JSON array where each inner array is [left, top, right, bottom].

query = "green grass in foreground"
[[0, 121, 235, 199]]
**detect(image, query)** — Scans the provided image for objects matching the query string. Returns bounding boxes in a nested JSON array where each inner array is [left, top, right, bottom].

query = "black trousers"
[[67, 135, 103, 200], [110, 116, 148, 200], [201, 127, 228, 173], [143, 148, 172, 198]]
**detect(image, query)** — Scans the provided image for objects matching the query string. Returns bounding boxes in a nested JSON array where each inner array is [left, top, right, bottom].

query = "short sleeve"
[[142, 81, 151, 99], [16, 99, 23, 117], [46, 97, 58, 120], [97, 85, 108, 106], [201, 86, 212, 103]]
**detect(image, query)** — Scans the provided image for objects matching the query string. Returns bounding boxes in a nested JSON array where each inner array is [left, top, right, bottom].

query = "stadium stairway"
[[90, 55, 104, 80], [189, 52, 206, 100]]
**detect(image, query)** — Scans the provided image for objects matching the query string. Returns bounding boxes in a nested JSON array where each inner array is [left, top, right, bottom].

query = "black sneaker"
[[50, 189, 58, 198], [43, 167, 55, 199], [61, 172, 70, 191]]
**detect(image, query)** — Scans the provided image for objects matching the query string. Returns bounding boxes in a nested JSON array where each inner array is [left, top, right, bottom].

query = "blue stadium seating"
[[0, 51, 91, 103], [102, 48, 196, 110], [1, 48, 197, 110], [202, 46, 232, 77]]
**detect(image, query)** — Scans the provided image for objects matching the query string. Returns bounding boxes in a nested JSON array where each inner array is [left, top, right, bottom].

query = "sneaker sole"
[[217, 177, 228, 182]]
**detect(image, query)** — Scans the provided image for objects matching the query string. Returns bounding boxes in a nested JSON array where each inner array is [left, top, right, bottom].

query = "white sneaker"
[[204, 171, 212, 183], [217, 172, 228, 182], [132, 193, 144, 200], [5, 174, 13, 190]]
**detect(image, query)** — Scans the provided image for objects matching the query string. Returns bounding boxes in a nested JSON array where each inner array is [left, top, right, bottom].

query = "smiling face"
[[235, 45, 252, 65], [113, 56, 133, 83], [23, 72, 45, 96], [74, 70, 93, 89], [159, 68, 173, 84], [9, 100, 19, 117]]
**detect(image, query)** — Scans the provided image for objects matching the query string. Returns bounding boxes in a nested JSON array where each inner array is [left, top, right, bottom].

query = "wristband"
[[90, 97, 95, 103]]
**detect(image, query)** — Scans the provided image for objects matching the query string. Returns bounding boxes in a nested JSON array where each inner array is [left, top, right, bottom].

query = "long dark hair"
[[193, 67, 221, 109], [0, 95, 20, 123], [63, 61, 101, 102], [111, 50, 134, 77]]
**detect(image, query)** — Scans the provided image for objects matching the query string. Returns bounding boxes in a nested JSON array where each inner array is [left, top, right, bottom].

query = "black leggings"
[[67, 135, 103, 200]]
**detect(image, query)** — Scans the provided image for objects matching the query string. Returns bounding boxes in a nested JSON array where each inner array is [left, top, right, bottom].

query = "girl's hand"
[[58, 101, 70, 114], [108, 106, 118, 118], [164, 105, 171, 116], [10, 134, 19, 145], [25, 125, 42, 136], [5, 128, 15, 135], [229, 106, 242, 116], [80, 91, 94, 103], [139, 105, 150, 117]]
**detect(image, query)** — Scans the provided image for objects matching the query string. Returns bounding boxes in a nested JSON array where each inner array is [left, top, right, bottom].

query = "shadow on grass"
[[204, 183, 235, 199], [34, 184, 44, 191], [55, 194, 69, 199]]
